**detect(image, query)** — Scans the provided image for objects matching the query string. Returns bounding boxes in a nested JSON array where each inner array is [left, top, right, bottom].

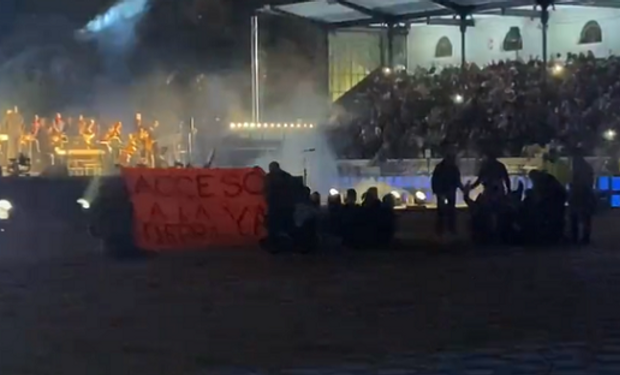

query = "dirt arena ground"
[[2, 211, 620, 374]]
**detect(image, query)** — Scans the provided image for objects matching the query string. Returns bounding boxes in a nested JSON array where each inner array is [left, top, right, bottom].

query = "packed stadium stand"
[[261, 0, 620, 160]]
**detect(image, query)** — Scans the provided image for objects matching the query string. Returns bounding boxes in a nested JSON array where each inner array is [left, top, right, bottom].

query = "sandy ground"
[[1, 212, 620, 374]]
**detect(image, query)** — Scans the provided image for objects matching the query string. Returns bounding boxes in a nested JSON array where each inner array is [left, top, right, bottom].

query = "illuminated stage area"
[[0, 111, 190, 176]]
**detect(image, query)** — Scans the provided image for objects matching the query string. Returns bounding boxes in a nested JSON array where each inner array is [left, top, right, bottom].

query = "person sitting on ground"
[[377, 194, 397, 246], [543, 148, 571, 188], [326, 193, 343, 236], [357, 187, 383, 248], [310, 191, 321, 208], [344, 189, 357, 206], [463, 181, 490, 245], [362, 187, 380, 208], [341, 189, 362, 248], [518, 188, 541, 244], [293, 186, 318, 253]]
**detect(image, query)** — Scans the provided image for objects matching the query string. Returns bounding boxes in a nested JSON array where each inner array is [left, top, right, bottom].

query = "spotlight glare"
[[414, 191, 426, 201], [0, 199, 12, 211], [604, 129, 617, 141], [77, 198, 90, 209]]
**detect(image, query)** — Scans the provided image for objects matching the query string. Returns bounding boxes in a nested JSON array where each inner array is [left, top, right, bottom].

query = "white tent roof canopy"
[[261, 0, 620, 27]]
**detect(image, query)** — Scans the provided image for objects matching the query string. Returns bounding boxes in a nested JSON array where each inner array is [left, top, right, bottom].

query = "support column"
[[537, 0, 552, 86], [250, 15, 260, 124], [459, 14, 467, 70], [541, 5, 550, 70], [387, 22, 395, 68]]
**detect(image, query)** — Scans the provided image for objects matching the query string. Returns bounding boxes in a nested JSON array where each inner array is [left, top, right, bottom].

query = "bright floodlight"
[[0, 200, 12, 211], [390, 190, 401, 199], [604, 129, 617, 141], [552, 64, 564, 75], [453, 94, 464, 104], [77, 198, 90, 209], [329, 188, 339, 196], [414, 191, 427, 201], [382, 67, 391, 75]]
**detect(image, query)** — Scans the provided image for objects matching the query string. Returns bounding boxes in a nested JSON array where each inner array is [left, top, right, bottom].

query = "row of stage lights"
[[229, 122, 314, 129]]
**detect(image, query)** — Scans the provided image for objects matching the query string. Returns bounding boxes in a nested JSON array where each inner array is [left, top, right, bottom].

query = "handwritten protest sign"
[[121, 167, 266, 251]]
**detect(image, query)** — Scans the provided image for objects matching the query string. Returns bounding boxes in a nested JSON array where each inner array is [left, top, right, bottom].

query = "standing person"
[[4, 106, 24, 162], [569, 148, 594, 245], [470, 150, 511, 239], [471, 150, 511, 196], [529, 170, 567, 243], [431, 150, 463, 237], [263, 161, 294, 251]]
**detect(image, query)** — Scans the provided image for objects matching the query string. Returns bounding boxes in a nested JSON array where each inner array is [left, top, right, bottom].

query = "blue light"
[[612, 195, 620, 208], [599, 176, 610, 191]]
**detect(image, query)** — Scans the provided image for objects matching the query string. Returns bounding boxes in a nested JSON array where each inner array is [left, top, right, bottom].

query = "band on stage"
[[0, 107, 175, 171]]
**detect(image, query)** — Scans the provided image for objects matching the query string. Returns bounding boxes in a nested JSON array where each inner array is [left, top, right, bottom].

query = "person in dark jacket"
[[569, 150, 594, 244], [341, 189, 362, 248], [529, 169, 567, 243], [462, 181, 490, 244], [263, 161, 294, 246], [431, 150, 463, 236], [471, 152, 511, 194]]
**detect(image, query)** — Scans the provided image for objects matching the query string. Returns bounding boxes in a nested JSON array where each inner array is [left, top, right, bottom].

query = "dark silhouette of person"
[[569, 150, 594, 244], [471, 151, 511, 196], [431, 150, 462, 236], [529, 169, 567, 243], [344, 189, 357, 206], [341, 189, 361, 248], [378, 194, 396, 246], [293, 186, 318, 253], [360, 187, 382, 248], [462, 182, 490, 245], [263, 161, 294, 245], [471, 151, 511, 236]]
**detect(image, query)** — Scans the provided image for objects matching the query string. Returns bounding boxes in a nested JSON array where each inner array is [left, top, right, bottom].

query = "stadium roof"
[[260, 0, 620, 28]]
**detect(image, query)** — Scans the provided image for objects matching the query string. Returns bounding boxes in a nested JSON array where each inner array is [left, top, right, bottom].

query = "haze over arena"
[[0, 0, 327, 147]]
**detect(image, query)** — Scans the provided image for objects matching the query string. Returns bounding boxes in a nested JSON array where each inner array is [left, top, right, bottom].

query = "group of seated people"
[[263, 143, 596, 252], [463, 173, 568, 245], [329, 52, 620, 160], [262, 161, 396, 253]]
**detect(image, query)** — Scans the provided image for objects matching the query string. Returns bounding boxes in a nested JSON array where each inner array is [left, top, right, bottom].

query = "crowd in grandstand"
[[329, 51, 620, 160]]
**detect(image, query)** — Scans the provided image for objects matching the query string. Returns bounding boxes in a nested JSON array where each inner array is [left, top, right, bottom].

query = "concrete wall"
[[407, 6, 620, 69], [548, 6, 620, 58]]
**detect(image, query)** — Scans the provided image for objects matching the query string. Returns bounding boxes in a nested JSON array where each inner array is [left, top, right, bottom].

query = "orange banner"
[[121, 167, 266, 251]]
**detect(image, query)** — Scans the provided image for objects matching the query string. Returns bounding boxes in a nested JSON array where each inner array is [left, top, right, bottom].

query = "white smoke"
[[77, 0, 151, 80], [253, 131, 340, 198]]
